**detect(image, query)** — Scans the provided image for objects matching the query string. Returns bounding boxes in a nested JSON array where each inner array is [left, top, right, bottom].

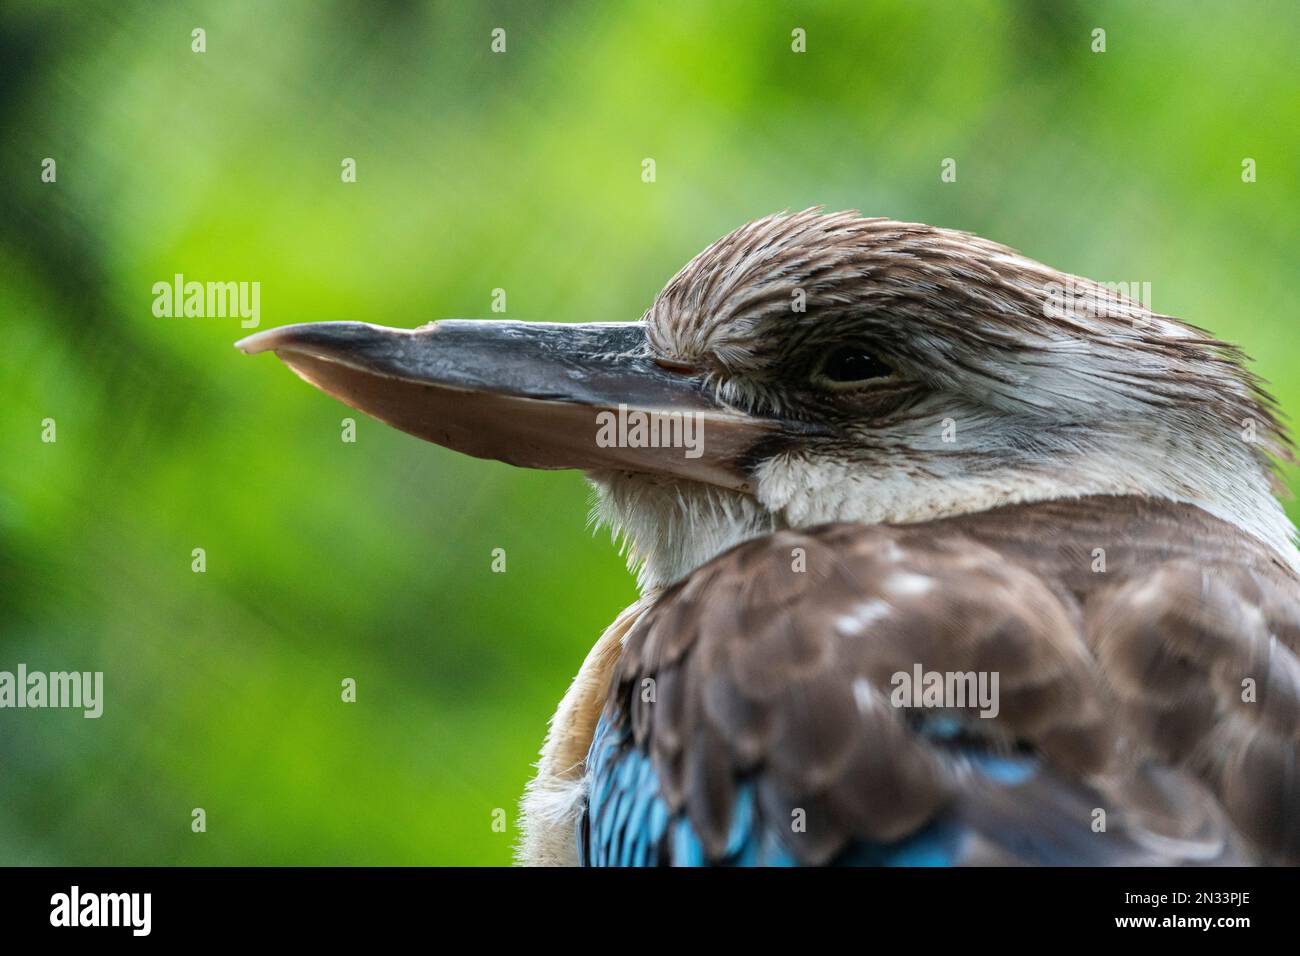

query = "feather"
[[580, 495, 1299, 865]]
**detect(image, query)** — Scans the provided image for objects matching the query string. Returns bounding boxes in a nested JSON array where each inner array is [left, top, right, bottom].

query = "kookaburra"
[[239, 209, 1300, 866]]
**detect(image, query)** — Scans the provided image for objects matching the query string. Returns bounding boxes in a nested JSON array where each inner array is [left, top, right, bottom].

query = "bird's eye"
[[816, 348, 891, 387]]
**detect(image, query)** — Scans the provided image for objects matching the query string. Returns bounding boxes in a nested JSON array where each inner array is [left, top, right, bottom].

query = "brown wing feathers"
[[1086, 562, 1300, 859], [607, 495, 1300, 864]]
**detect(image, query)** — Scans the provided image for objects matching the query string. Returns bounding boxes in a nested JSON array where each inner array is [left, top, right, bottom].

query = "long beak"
[[236, 320, 813, 493]]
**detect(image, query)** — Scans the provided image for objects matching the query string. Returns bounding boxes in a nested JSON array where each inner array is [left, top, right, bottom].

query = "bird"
[[237, 209, 1300, 866]]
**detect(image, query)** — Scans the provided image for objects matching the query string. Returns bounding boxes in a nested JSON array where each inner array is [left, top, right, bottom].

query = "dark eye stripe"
[[819, 348, 891, 384]]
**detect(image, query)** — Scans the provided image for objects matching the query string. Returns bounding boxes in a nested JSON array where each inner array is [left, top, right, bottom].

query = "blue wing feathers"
[[580, 711, 1030, 866]]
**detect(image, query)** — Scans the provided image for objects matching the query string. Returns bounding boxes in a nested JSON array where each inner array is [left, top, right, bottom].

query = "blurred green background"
[[1, 1, 1296, 865]]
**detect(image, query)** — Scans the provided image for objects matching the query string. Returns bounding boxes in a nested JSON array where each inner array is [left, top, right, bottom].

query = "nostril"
[[653, 357, 699, 375]]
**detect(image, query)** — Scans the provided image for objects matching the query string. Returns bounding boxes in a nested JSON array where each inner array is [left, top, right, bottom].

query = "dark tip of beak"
[[235, 326, 298, 355]]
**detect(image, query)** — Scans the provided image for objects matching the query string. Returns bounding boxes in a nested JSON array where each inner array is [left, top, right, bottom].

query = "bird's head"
[[239, 209, 1295, 588]]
